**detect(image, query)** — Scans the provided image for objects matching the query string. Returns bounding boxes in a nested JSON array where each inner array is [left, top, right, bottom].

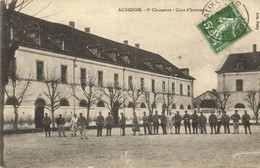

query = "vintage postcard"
[[1, 0, 260, 168]]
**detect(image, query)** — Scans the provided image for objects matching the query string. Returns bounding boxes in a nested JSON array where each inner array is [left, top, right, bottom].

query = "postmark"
[[197, 2, 252, 53]]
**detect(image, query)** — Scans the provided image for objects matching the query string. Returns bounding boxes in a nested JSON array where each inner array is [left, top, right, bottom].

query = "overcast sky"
[[18, 0, 260, 96]]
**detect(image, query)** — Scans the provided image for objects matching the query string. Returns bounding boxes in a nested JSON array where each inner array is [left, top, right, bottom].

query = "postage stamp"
[[197, 2, 252, 53]]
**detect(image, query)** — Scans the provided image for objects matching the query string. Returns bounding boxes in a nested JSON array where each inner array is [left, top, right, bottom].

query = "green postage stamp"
[[197, 2, 252, 53]]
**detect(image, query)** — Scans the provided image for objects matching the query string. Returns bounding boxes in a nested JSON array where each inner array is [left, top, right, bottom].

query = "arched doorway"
[[35, 98, 46, 128]]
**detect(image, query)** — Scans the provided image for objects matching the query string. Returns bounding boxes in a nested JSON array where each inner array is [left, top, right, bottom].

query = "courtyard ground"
[[3, 126, 260, 168]]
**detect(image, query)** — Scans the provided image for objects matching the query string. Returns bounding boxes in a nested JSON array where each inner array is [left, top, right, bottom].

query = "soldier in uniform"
[[70, 113, 78, 137], [56, 114, 66, 137], [77, 113, 88, 140], [191, 110, 199, 134], [105, 112, 114, 136], [160, 111, 167, 134], [119, 112, 126, 136], [166, 111, 174, 134], [142, 111, 151, 135], [231, 110, 241, 134], [132, 112, 140, 135], [153, 111, 160, 135], [242, 110, 252, 134], [148, 111, 153, 135], [42, 113, 51, 137], [221, 111, 230, 134], [199, 112, 207, 134], [216, 110, 222, 134], [174, 111, 182, 134], [209, 111, 217, 134], [183, 110, 191, 134], [96, 111, 105, 137]]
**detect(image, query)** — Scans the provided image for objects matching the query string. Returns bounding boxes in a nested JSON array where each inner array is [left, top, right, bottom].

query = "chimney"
[[253, 44, 257, 53], [85, 27, 90, 33], [69, 21, 75, 28], [180, 68, 189, 76], [135, 43, 140, 48], [123, 40, 128, 45]]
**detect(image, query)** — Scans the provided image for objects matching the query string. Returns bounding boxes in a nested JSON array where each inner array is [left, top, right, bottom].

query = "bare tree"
[[100, 82, 126, 125], [162, 93, 174, 115], [244, 91, 260, 124], [143, 89, 160, 115], [212, 88, 231, 114], [71, 76, 100, 126], [4, 70, 33, 132], [127, 84, 143, 115]]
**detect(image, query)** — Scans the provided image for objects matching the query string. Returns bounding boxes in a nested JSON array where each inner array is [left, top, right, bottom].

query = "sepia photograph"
[[0, 0, 260, 167]]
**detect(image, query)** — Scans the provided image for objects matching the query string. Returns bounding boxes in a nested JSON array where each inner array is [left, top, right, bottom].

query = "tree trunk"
[[256, 114, 259, 125], [51, 109, 55, 128], [13, 107, 18, 132], [86, 106, 90, 127]]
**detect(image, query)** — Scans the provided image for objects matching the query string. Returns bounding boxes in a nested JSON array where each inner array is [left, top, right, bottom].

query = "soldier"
[[153, 111, 160, 135], [160, 111, 167, 134], [56, 114, 66, 137], [105, 112, 114, 136], [42, 113, 51, 137], [77, 113, 88, 140], [199, 112, 207, 134], [242, 110, 252, 134], [70, 113, 78, 137], [183, 110, 191, 134], [216, 110, 222, 134], [148, 111, 153, 134], [166, 111, 174, 134], [209, 111, 217, 134], [142, 111, 150, 135], [132, 112, 140, 136], [231, 110, 241, 134], [191, 110, 199, 134], [96, 111, 105, 137], [119, 112, 126, 136], [174, 111, 182, 134], [221, 111, 230, 134]]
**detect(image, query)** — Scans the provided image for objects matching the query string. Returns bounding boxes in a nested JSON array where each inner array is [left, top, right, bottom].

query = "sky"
[[14, 0, 260, 96]]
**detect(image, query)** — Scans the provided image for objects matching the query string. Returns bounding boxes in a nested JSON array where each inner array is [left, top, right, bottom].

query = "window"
[[140, 78, 145, 91], [180, 84, 183, 95], [172, 82, 175, 93], [128, 75, 133, 90], [98, 71, 103, 87], [80, 68, 86, 82], [128, 102, 134, 108], [140, 102, 146, 108], [36, 61, 44, 81], [187, 85, 191, 96], [61, 65, 67, 83], [151, 79, 155, 93], [114, 73, 119, 89], [26, 28, 41, 45], [5, 97, 18, 105], [236, 79, 243, 91], [97, 100, 105, 107], [162, 81, 166, 93], [172, 104, 176, 109], [234, 103, 245, 108], [60, 98, 69, 106], [180, 104, 184, 109], [79, 99, 88, 107], [187, 105, 191, 109]]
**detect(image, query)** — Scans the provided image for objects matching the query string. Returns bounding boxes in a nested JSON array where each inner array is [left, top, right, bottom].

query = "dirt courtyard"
[[3, 126, 260, 168]]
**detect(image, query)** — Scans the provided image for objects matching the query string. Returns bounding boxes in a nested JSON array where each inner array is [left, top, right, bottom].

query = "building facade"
[[4, 12, 195, 130]]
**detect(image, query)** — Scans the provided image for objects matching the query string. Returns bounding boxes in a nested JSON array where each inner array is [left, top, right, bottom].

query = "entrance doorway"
[[35, 98, 46, 128]]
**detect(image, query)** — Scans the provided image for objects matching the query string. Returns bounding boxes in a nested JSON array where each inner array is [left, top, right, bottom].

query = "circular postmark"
[[200, 0, 250, 42]]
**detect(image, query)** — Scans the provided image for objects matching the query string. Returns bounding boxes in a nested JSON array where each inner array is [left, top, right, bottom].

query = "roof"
[[216, 51, 260, 74], [9, 11, 195, 80], [193, 90, 217, 104]]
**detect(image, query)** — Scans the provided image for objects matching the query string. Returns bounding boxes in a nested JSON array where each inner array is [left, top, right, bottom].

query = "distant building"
[[4, 12, 195, 130]]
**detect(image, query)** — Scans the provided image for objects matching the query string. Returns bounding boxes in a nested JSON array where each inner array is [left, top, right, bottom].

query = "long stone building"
[[4, 11, 195, 130]]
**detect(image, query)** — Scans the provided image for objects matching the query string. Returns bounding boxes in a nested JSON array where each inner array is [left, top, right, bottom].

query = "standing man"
[[231, 110, 241, 134], [119, 112, 126, 136], [77, 113, 88, 140], [42, 113, 51, 137], [166, 111, 174, 134], [132, 112, 140, 136], [221, 111, 230, 134], [191, 110, 199, 134], [183, 110, 191, 134], [56, 114, 66, 137], [153, 111, 160, 135], [105, 112, 114, 136], [96, 111, 105, 137], [209, 111, 217, 134], [242, 110, 252, 134], [142, 111, 150, 135], [216, 110, 222, 134], [199, 112, 207, 134], [148, 111, 153, 135], [174, 111, 182, 134], [160, 111, 167, 134], [70, 113, 78, 137]]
